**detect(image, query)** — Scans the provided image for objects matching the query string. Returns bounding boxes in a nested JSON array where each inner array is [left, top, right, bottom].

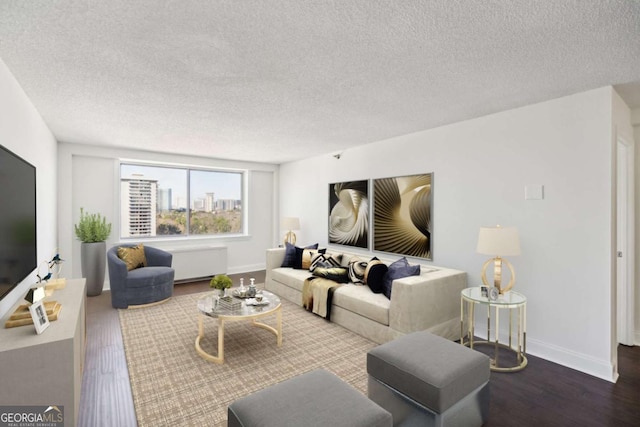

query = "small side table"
[[460, 287, 527, 372]]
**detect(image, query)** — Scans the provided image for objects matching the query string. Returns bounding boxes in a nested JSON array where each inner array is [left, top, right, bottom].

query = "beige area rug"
[[119, 291, 377, 427]]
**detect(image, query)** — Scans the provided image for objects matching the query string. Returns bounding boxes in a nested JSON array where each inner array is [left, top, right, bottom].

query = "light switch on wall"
[[525, 185, 544, 200]]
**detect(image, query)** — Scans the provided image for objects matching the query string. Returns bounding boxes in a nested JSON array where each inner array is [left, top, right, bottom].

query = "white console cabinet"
[[0, 278, 86, 427]]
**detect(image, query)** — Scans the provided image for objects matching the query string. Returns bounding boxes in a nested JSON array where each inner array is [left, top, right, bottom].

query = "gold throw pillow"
[[117, 244, 147, 271]]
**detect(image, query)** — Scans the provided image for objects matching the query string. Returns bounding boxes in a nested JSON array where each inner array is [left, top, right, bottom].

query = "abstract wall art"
[[373, 173, 432, 259], [328, 180, 369, 249]]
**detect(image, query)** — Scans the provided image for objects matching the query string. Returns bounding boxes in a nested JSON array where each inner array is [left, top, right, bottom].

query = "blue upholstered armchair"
[[107, 245, 175, 309]]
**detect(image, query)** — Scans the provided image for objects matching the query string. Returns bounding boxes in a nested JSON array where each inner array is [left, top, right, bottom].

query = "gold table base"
[[461, 287, 527, 373], [195, 305, 282, 364], [461, 339, 528, 372]]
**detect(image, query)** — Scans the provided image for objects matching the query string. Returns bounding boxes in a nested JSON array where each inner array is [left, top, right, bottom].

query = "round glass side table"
[[460, 287, 527, 372]]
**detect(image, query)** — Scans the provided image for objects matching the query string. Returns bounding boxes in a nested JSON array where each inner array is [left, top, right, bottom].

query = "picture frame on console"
[[373, 173, 433, 260], [328, 180, 370, 249], [29, 300, 50, 334]]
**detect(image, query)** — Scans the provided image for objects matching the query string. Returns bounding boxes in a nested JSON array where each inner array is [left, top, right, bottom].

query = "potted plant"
[[210, 274, 233, 297], [75, 208, 112, 296]]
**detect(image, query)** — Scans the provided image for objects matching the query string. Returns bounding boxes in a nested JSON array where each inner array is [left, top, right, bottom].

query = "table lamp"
[[477, 225, 520, 294], [281, 217, 300, 245]]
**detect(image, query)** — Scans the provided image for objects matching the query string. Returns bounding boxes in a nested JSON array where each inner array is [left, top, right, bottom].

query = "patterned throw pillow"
[[348, 257, 368, 285], [382, 257, 421, 299], [364, 257, 388, 293], [302, 249, 327, 270], [310, 253, 343, 272], [117, 243, 147, 271]]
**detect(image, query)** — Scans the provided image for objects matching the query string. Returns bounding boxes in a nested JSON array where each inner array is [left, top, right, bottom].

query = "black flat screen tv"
[[0, 144, 37, 302]]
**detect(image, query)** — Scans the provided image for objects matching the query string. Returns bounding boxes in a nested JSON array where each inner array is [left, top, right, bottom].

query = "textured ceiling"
[[1, 0, 639, 164]]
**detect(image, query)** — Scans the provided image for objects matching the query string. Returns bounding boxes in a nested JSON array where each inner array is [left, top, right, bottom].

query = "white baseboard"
[[227, 263, 266, 275], [635, 331, 640, 346], [474, 331, 617, 383], [526, 338, 616, 383]]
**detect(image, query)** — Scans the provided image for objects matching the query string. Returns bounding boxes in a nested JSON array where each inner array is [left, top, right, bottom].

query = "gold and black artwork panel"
[[373, 174, 432, 260], [328, 180, 369, 249]]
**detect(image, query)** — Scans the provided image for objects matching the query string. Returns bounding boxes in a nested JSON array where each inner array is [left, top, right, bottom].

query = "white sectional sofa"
[[265, 247, 467, 344]]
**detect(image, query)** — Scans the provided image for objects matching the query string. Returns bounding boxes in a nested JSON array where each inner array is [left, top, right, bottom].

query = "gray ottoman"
[[367, 331, 490, 427], [228, 368, 392, 427]]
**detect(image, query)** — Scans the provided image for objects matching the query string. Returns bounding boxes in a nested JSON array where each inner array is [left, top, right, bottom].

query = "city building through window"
[[120, 163, 244, 239]]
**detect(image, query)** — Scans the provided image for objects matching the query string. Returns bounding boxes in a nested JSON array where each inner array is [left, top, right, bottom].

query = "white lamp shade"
[[477, 226, 521, 256], [281, 217, 300, 230]]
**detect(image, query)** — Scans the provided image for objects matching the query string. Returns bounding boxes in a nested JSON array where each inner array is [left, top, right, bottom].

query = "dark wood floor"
[[78, 272, 265, 427], [79, 272, 640, 427]]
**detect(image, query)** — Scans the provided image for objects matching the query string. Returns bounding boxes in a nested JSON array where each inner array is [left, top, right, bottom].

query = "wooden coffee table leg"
[[217, 318, 225, 363], [195, 314, 224, 364], [252, 307, 282, 346], [276, 306, 282, 346]]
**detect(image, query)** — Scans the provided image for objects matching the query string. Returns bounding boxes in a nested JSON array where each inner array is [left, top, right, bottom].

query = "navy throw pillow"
[[383, 257, 420, 299], [281, 242, 298, 267], [281, 242, 319, 268], [365, 257, 388, 294]]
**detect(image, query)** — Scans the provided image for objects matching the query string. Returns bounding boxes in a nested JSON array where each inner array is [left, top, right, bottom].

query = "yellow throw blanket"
[[302, 277, 342, 320]]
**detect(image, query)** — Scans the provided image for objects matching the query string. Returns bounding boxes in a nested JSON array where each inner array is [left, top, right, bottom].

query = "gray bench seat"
[[367, 331, 490, 427], [228, 368, 392, 427]]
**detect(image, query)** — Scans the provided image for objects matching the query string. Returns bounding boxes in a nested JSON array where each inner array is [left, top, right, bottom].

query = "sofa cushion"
[[348, 257, 368, 285], [271, 267, 314, 292], [310, 252, 343, 271], [333, 285, 390, 325], [383, 257, 420, 299], [312, 266, 350, 283], [302, 249, 328, 270], [281, 242, 298, 267], [365, 258, 388, 294], [281, 242, 319, 268], [295, 246, 323, 269], [340, 253, 356, 268], [117, 243, 147, 271]]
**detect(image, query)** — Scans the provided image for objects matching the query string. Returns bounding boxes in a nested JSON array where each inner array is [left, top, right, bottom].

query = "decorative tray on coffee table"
[[232, 289, 251, 299]]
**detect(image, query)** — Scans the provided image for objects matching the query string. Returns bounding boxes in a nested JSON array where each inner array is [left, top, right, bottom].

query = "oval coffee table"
[[195, 290, 282, 364]]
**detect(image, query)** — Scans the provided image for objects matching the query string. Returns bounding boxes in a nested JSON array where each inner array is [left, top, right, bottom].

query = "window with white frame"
[[120, 163, 244, 239]]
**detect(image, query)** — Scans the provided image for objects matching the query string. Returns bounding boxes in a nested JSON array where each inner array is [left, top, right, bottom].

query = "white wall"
[[57, 143, 278, 289], [0, 59, 58, 318], [633, 108, 640, 345], [280, 87, 621, 381], [611, 90, 635, 374]]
